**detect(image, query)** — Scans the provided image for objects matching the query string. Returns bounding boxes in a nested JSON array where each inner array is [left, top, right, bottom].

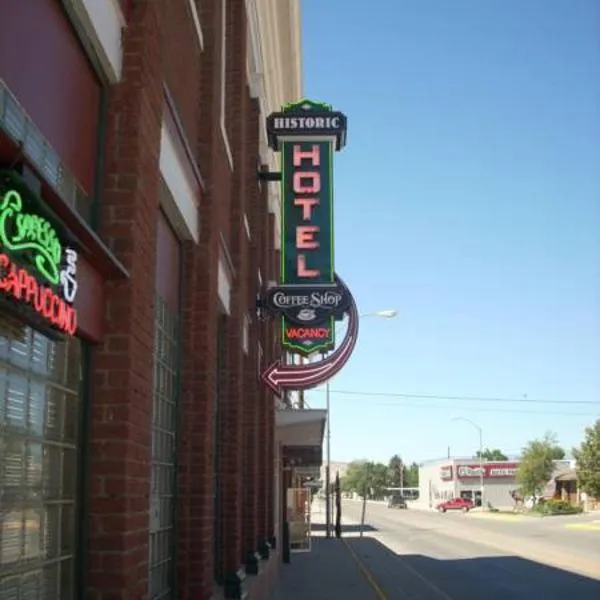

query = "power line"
[[365, 401, 596, 417], [307, 396, 597, 416], [309, 388, 598, 406]]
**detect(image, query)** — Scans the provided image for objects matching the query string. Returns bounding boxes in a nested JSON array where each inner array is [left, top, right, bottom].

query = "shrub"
[[532, 499, 583, 516]]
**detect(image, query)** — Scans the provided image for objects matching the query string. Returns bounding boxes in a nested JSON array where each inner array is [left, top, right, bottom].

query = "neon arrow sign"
[[261, 275, 359, 395]]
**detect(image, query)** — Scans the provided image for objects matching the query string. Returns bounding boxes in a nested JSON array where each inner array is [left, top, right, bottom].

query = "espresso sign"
[[264, 283, 350, 326], [0, 170, 79, 336]]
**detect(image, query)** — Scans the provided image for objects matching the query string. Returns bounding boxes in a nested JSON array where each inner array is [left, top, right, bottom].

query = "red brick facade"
[[0, 1, 285, 599]]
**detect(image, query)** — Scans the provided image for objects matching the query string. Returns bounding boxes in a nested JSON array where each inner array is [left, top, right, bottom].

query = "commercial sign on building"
[[0, 170, 79, 336], [455, 462, 519, 479], [265, 99, 348, 356], [261, 99, 359, 394], [440, 466, 453, 480]]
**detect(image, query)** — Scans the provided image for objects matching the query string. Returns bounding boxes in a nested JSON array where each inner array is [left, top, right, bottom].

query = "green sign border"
[[280, 139, 336, 355]]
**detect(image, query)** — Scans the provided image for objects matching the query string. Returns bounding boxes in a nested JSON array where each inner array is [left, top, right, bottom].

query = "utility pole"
[[335, 470, 342, 538], [325, 381, 331, 538], [452, 417, 484, 508], [478, 427, 484, 507], [399, 460, 404, 496]]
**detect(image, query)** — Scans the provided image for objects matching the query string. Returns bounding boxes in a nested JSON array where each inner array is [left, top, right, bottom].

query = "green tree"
[[517, 432, 563, 496], [476, 448, 509, 461], [387, 455, 419, 488], [573, 419, 600, 500], [403, 462, 419, 488], [341, 460, 388, 499], [387, 454, 404, 487]]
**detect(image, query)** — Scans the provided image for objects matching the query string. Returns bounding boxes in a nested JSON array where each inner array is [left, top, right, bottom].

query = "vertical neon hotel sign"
[[266, 99, 347, 355], [0, 170, 78, 336]]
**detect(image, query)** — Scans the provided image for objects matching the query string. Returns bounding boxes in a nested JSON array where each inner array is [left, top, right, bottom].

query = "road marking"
[[348, 532, 459, 600], [565, 523, 600, 532], [468, 513, 524, 521], [343, 538, 389, 600]]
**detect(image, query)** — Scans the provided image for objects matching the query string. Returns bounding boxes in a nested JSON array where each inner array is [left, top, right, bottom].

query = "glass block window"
[[148, 296, 180, 600], [0, 312, 82, 600]]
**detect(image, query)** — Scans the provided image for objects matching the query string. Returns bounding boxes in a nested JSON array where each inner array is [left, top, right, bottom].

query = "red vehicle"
[[436, 497, 474, 513]]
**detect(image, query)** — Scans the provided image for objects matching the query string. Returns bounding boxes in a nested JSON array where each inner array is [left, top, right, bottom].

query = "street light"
[[451, 416, 484, 507], [324, 309, 398, 537]]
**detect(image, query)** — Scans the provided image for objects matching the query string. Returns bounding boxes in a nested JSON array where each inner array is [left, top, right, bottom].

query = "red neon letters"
[[0, 253, 77, 336], [285, 326, 331, 340], [293, 144, 322, 279]]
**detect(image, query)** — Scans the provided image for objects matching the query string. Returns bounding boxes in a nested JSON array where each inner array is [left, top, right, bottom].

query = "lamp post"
[[452, 416, 484, 507], [324, 309, 398, 538]]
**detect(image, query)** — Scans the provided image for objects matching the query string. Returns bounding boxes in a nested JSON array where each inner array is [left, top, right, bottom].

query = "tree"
[[573, 419, 600, 500], [341, 460, 388, 499], [517, 432, 563, 496], [476, 448, 508, 461], [404, 462, 419, 487], [387, 455, 419, 488], [387, 455, 404, 487]]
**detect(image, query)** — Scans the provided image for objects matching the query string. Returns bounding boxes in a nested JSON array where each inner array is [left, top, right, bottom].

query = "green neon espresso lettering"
[[0, 189, 62, 285]]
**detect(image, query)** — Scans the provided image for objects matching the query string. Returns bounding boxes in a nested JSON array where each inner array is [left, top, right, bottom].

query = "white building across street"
[[418, 458, 577, 510]]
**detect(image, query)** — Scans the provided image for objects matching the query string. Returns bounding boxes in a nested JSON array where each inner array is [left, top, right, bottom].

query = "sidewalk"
[[271, 501, 381, 599]]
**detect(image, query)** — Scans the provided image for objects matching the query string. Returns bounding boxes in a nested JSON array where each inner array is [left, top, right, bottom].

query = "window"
[[0, 313, 82, 599]]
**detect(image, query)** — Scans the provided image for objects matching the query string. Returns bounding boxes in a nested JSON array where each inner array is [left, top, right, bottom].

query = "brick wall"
[[87, 1, 163, 597], [243, 96, 261, 558], [177, 0, 225, 595], [219, 0, 248, 577], [85, 0, 281, 597], [161, 0, 203, 163]]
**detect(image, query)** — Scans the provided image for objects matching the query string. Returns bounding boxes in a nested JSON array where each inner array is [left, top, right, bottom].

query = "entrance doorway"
[[460, 489, 482, 507]]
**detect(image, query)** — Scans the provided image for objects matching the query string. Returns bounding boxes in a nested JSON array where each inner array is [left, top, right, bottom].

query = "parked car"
[[387, 494, 408, 509], [436, 497, 474, 513]]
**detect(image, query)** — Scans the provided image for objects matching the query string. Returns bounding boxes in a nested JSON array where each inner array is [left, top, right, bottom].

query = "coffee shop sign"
[[271, 290, 345, 310]]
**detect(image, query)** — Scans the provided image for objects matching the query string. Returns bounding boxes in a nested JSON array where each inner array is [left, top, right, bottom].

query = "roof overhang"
[[555, 469, 577, 482], [276, 408, 327, 447], [276, 408, 327, 467]]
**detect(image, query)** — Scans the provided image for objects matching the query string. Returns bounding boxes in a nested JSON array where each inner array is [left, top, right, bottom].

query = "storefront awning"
[[276, 408, 327, 467], [276, 408, 327, 447]]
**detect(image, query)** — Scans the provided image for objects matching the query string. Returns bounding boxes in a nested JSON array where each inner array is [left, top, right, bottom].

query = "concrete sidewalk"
[[271, 502, 381, 599]]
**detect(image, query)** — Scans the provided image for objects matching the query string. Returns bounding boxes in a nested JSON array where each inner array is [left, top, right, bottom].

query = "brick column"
[[87, 1, 163, 598], [265, 221, 280, 541], [219, 305, 244, 586], [242, 95, 261, 567], [177, 0, 228, 598], [255, 169, 270, 548], [178, 237, 219, 600], [219, 1, 250, 595]]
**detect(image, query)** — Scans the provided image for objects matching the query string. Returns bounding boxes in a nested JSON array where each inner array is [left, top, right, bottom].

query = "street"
[[336, 500, 600, 599]]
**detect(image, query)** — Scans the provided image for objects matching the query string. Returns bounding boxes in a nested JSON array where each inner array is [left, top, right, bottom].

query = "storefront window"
[[0, 312, 81, 599]]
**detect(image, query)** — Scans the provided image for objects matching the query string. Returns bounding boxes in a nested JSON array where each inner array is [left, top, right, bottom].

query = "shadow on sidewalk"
[[271, 537, 380, 600], [345, 536, 600, 600], [311, 523, 378, 533]]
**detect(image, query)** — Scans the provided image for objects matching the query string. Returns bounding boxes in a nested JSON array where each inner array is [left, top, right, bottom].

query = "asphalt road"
[[338, 500, 600, 600]]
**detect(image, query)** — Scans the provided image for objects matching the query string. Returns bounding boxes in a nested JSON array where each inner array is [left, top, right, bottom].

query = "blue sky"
[[301, 0, 600, 464]]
